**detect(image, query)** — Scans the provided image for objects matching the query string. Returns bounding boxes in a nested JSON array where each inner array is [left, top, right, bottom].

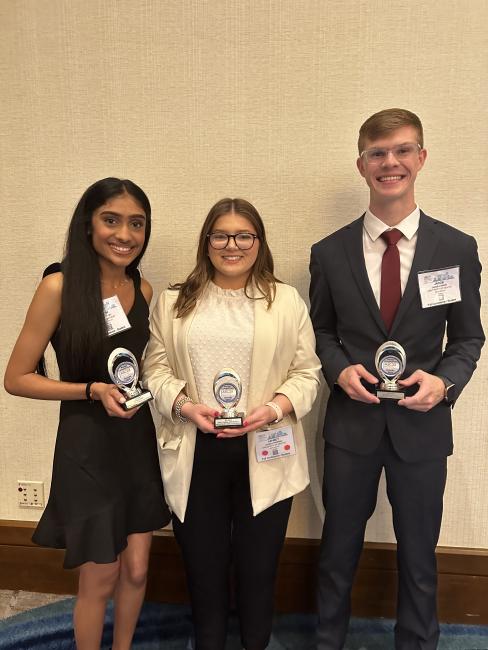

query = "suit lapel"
[[172, 303, 199, 399], [390, 212, 440, 335], [248, 286, 277, 408], [343, 216, 388, 336]]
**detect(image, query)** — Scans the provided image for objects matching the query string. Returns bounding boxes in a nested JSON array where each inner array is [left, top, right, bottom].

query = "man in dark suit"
[[310, 108, 484, 650]]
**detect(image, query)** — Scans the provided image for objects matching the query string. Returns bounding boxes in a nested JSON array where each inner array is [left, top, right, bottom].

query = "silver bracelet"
[[265, 401, 283, 423], [174, 395, 194, 423]]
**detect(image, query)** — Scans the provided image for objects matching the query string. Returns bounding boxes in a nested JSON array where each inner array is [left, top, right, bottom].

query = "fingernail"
[[243, 420, 248, 426], [214, 411, 219, 416]]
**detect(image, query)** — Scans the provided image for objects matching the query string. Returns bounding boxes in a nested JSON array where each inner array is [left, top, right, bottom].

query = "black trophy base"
[[214, 414, 244, 429], [376, 389, 405, 401], [123, 389, 153, 411]]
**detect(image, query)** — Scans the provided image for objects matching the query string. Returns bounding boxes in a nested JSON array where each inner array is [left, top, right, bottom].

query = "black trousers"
[[317, 431, 447, 650], [173, 431, 292, 650]]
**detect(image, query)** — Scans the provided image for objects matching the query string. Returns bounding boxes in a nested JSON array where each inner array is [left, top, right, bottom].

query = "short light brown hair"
[[358, 108, 424, 154]]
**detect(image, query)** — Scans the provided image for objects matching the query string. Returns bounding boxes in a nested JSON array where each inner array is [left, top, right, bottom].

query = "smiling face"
[[90, 192, 147, 273], [207, 212, 260, 289], [357, 126, 427, 216]]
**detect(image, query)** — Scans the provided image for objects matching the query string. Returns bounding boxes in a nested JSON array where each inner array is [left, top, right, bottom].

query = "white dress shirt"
[[363, 206, 420, 307]]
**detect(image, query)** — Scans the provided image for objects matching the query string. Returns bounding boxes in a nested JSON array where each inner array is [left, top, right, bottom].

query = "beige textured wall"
[[1, 0, 487, 548]]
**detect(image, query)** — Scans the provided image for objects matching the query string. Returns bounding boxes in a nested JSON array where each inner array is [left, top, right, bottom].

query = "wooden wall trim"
[[1, 520, 487, 624]]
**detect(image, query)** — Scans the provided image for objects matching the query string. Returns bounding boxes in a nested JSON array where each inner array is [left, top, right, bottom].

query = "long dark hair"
[[173, 198, 278, 318], [57, 178, 151, 381]]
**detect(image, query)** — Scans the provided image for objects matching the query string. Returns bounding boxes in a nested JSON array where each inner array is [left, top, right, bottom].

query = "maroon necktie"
[[380, 229, 403, 331]]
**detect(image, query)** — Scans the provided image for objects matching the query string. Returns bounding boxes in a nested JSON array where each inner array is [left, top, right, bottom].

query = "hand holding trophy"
[[108, 347, 153, 410]]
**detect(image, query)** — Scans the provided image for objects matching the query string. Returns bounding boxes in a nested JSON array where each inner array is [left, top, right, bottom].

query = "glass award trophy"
[[107, 347, 153, 411], [375, 341, 406, 400], [213, 368, 245, 428]]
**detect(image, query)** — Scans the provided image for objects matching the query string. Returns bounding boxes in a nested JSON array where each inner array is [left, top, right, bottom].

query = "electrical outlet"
[[17, 481, 45, 508]]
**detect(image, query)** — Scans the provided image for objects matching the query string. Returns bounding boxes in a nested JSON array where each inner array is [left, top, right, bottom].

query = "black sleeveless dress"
[[32, 272, 171, 568]]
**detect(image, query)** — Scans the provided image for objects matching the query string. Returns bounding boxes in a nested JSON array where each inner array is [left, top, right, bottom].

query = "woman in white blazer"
[[143, 198, 320, 650]]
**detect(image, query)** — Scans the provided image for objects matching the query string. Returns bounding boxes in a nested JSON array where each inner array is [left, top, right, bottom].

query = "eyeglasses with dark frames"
[[207, 232, 259, 250]]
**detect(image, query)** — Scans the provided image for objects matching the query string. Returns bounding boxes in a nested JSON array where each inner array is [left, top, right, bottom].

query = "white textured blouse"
[[188, 281, 254, 413]]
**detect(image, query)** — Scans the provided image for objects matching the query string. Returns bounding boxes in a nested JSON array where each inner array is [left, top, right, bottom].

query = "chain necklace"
[[101, 276, 131, 290]]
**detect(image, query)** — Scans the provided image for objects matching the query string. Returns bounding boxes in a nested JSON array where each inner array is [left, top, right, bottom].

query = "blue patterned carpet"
[[0, 599, 487, 649]]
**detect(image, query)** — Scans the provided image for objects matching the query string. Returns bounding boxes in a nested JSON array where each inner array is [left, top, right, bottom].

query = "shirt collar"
[[363, 205, 420, 242]]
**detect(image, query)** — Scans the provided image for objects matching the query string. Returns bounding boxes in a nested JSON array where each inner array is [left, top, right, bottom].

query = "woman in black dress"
[[4, 178, 170, 650]]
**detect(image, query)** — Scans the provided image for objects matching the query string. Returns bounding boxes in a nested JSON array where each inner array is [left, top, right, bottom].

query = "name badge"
[[103, 295, 132, 337], [255, 425, 296, 463], [417, 266, 461, 308]]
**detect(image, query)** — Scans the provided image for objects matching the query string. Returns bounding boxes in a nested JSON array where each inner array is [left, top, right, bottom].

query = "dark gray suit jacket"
[[310, 212, 484, 462]]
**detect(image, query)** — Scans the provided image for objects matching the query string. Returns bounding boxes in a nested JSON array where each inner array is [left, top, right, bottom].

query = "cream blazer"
[[142, 282, 321, 522]]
